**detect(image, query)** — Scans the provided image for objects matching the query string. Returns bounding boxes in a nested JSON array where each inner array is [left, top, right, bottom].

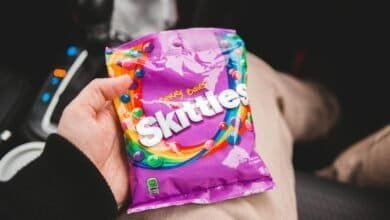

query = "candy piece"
[[245, 120, 253, 131], [143, 42, 154, 53], [219, 122, 228, 130], [227, 133, 241, 145], [220, 39, 230, 48], [135, 68, 144, 78], [248, 112, 253, 123], [122, 60, 136, 69], [234, 48, 242, 55], [230, 70, 241, 80], [127, 49, 142, 57], [204, 140, 214, 150], [146, 155, 163, 168], [230, 117, 242, 128], [53, 68, 67, 78], [120, 93, 131, 103], [240, 58, 247, 71], [132, 107, 143, 118], [133, 151, 144, 162]]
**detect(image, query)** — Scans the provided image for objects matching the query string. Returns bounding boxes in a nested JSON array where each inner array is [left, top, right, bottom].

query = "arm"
[[0, 134, 117, 219], [1, 75, 132, 219]]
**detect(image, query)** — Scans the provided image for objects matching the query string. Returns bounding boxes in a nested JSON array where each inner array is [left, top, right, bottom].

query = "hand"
[[58, 75, 132, 206]]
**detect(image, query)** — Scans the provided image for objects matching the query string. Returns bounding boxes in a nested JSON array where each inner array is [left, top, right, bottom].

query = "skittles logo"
[[106, 32, 254, 170]]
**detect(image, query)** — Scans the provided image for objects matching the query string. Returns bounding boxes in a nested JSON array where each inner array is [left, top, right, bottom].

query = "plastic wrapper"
[[105, 28, 274, 213]]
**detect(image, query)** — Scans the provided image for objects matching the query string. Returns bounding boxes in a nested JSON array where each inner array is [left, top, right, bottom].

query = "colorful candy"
[[132, 107, 143, 118], [146, 155, 163, 168], [204, 140, 214, 150], [143, 42, 154, 53], [219, 122, 228, 130], [133, 151, 144, 162], [227, 133, 241, 145], [245, 120, 254, 131], [127, 49, 142, 57], [120, 93, 130, 103], [135, 68, 144, 78]]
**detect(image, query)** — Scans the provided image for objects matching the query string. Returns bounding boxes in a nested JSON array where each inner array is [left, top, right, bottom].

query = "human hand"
[[58, 75, 132, 206]]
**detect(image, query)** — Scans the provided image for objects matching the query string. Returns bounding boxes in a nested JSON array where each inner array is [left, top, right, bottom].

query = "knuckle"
[[89, 78, 102, 89]]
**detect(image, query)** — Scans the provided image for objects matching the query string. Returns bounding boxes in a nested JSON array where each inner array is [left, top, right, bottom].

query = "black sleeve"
[[0, 134, 118, 220]]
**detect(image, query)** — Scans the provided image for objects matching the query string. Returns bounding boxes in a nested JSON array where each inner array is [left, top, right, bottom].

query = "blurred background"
[[0, 1, 388, 219]]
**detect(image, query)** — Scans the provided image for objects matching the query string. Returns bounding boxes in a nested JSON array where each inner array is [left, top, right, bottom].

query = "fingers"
[[74, 75, 132, 111]]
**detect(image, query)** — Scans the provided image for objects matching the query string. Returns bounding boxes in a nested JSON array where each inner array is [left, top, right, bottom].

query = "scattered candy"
[[204, 140, 214, 150], [220, 39, 230, 48], [227, 133, 241, 145], [127, 49, 142, 57], [245, 120, 253, 131], [135, 68, 144, 78], [248, 112, 253, 123], [234, 48, 242, 55], [240, 58, 247, 71], [146, 155, 163, 168], [143, 42, 154, 53], [133, 151, 144, 162], [230, 70, 241, 80], [230, 117, 242, 128], [120, 93, 131, 103], [219, 122, 228, 130], [122, 59, 136, 69], [132, 107, 143, 118]]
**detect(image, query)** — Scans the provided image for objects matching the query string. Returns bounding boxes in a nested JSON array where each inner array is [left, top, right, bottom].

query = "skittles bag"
[[105, 28, 274, 213]]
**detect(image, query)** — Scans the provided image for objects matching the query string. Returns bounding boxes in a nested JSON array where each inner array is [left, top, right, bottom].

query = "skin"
[[58, 75, 132, 206]]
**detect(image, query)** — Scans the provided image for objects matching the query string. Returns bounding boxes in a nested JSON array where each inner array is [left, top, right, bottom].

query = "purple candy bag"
[[106, 28, 274, 213]]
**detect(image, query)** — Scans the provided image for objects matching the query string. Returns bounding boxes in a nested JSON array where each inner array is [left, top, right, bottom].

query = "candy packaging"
[[105, 28, 274, 213]]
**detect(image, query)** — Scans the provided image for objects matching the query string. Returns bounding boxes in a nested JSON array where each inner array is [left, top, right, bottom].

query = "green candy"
[[240, 58, 247, 72], [146, 155, 163, 168], [248, 112, 253, 123], [132, 107, 144, 118]]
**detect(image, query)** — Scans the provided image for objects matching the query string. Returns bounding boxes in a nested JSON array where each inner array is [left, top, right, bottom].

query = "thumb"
[[75, 75, 132, 111]]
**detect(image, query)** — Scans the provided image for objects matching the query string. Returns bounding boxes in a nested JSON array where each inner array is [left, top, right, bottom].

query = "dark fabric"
[[0, 134, 118, 220], [296, 171, 390, 220]]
